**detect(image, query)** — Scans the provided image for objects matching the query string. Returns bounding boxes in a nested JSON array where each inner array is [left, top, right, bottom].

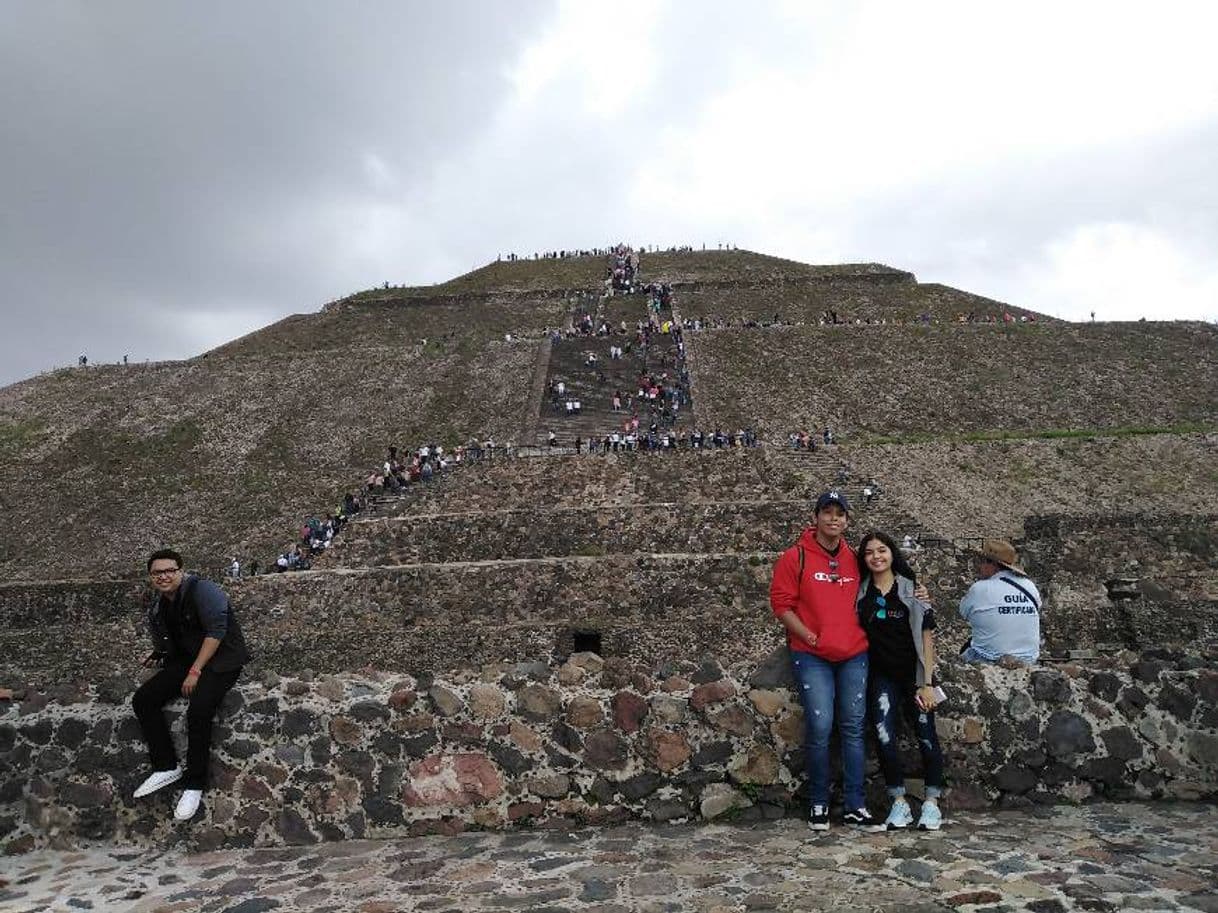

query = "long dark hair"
[[856, 530, 917, 585]]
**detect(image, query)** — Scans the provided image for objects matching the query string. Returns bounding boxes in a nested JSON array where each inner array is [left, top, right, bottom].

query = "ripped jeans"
[[790, 650, 868, 810], [868, 670, 944, 797]]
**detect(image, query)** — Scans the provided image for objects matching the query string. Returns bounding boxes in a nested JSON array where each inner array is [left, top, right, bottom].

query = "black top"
[[149, 575, 250, 673], [860, 580, 935, 686]]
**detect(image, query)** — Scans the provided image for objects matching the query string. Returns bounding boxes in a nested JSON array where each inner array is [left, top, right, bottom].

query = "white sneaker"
[[133, 767, 182, 798], [808, 804, 830, 831], [174, 789, 203, 821], [917, 799, 943, 831], [885, 797, 914, 830]]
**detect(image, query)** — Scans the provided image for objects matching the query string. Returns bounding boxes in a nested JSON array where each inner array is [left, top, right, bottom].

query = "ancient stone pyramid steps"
[[233, 541, 975, 677], [236, 551, 781, 674], [534, 335, 648, 446], [367, 448, 800, 515], [690, 321, 1218, 439], [675, 275, 1043, 326], [780, 446, 927, 534], [533, 286, 689, 445], [247, 440, 938, 676], [344, 446, 918, 537], [321, 500, 812, 566], [320, 459, 918, 569]]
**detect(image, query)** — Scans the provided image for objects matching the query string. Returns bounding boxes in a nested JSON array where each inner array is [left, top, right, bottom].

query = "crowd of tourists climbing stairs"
[[231, 246, 936, 578], [537, 244, 695, 450]]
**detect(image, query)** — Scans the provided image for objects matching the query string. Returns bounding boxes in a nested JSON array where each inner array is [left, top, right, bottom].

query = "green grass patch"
[[0, 418, 47, 456], [860, 424, 1215, 446]]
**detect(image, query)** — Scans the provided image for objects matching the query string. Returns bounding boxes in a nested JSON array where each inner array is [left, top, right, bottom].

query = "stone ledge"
[[1, 650, 1215, 853]]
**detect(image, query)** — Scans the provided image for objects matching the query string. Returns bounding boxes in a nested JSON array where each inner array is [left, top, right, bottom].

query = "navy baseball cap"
[[815, 490, 850, 514]]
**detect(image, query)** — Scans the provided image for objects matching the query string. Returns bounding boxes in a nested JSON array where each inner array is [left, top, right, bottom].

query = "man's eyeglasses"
[[828, 559, 840, 583], [149, 568, 180, 578]]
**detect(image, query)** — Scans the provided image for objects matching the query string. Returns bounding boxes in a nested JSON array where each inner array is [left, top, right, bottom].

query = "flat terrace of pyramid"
[[342, 248, 915, 299]]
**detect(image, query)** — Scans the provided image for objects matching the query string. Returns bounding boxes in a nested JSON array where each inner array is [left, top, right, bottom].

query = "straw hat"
[[978, 539, 1025, 576]]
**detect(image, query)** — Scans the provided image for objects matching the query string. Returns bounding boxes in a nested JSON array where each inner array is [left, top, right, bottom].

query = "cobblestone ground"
[[2, 802, 1216, 913]]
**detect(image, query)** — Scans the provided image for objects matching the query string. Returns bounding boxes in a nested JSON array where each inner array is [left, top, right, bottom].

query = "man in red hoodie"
[[770, 491, 883, 831]]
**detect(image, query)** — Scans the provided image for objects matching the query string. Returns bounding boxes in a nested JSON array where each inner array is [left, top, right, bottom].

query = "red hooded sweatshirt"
[[770, 528, 868, 662]]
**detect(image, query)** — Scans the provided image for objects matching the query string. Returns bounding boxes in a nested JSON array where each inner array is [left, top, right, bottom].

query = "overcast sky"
[[2, 1, 1216, 386]]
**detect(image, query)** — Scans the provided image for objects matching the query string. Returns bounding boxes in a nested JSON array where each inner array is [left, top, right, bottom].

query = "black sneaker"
[[843, 807, 886, 832], [808, 804, 830, 832]]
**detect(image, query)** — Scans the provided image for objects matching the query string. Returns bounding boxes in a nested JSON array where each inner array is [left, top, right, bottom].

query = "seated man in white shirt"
[[958, 540, 1041, 664]]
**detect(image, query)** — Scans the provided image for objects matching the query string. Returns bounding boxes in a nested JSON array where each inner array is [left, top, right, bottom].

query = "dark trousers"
[[868, 670, 945, 794], [132, 663, 240, 790]]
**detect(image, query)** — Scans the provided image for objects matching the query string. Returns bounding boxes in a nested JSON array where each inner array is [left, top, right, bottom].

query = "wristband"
[[188, 668, 202, 678]]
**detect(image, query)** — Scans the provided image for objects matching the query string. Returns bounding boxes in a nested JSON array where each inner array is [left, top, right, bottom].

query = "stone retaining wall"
[[327, 501, 814, 566], [2, 649, 1215, 853], [2, 556, 783, 686], [378, 448, 812, 517], [6, 513, 1217, 688], [1022, 513, 1218, 650]]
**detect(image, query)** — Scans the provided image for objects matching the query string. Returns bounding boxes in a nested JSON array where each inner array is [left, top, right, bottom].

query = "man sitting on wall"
[[132, 549, 250, 821], [958, 539, 1041, 665]]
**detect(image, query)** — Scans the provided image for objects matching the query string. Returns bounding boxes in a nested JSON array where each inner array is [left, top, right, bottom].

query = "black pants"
[[132, 663, 240, 790]]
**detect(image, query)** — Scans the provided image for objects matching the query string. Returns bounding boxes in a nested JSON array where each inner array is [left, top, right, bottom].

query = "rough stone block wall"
[[1022, 513, 1218, 650], [326, 501, 811, 566], [2, 650, 1215, 853], [2, 557, 782, 687], [5, 515, 1215, 687], [383, 448, 811, 517]]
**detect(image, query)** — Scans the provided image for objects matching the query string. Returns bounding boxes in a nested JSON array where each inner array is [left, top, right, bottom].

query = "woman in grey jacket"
[[856, 530, 945, 830]]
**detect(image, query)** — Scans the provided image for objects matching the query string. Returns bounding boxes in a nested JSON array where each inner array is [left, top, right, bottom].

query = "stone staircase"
[[228, 443, 952, 681], [529, 276, 692, 446], [534, 335, 645, 446], [775, 446, 927, 536]]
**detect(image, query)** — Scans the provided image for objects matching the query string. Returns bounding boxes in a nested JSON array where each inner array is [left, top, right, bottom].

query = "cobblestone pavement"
[[2, 802, 1216, 913]]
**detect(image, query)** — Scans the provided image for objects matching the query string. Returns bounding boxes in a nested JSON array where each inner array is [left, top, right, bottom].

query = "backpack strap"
[[998, 575, 1040, 611], [796, 545, 805, 599]]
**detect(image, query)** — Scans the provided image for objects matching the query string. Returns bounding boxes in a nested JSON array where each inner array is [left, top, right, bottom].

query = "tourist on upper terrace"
[[863, 480, 880, 505], [769, 491, 884, 832], [958, 539, 1041, 665], [856, 531, 945, 831], [132, 549, 250, 822]]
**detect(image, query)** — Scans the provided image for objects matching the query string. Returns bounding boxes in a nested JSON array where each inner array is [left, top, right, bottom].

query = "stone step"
[[360, 448, 811, 515], [320, 499, 915, 567]]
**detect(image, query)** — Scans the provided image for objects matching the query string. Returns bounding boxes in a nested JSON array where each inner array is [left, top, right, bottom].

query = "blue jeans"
[[960, 645, 994, 663], [868, 671, 944, 796], [790, 650, 869, 810]]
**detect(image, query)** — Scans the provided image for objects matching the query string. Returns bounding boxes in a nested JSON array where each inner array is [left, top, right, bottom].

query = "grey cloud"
[[824, 121, 1218, 305], [0, 1, 555, 383]]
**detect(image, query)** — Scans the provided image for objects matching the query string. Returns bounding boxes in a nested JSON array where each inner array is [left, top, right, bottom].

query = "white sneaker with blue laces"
[[918, 800, 942, 831], [885, 797, 914, 830]]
